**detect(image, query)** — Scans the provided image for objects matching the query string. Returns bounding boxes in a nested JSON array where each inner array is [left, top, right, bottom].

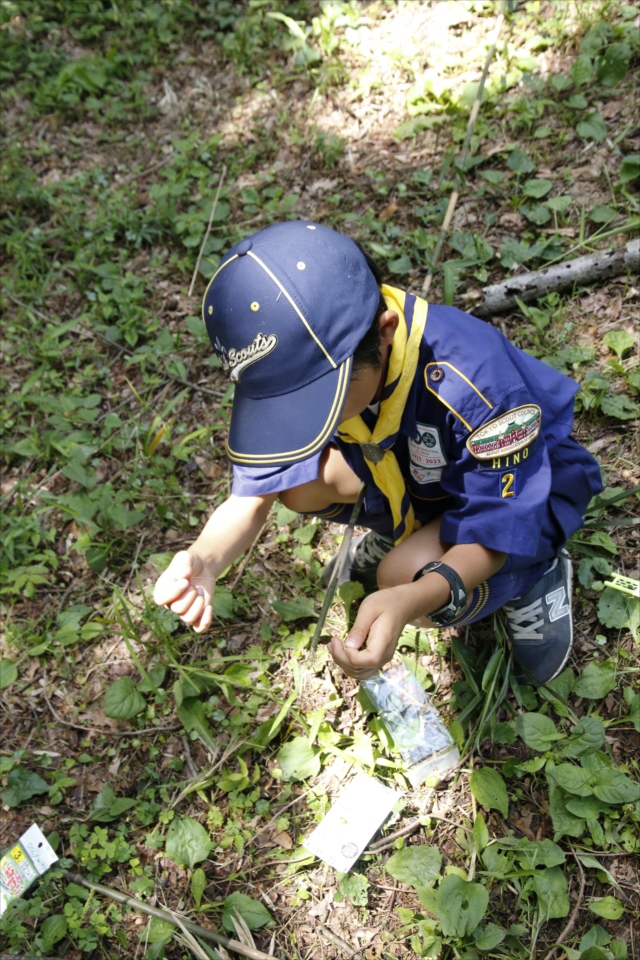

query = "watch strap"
[[412, 560, 468, 625]]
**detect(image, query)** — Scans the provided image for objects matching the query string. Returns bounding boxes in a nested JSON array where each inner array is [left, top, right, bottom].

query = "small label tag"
[[410, 463, 443, 485], [467, 405, 541, 460], [0, 824, 58, 917], [408, 424, 448, 473], [304, 773, 400, 873]]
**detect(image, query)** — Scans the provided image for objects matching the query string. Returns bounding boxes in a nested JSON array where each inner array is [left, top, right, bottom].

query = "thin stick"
[[420, 7, 505, 296], [315, 921, 364, 960], [229, 521, 268, 591], [540, 850, 586, 960], [62, 872, 275, 960], [189, 165, 227, 297], [310, 484, 366, 654]]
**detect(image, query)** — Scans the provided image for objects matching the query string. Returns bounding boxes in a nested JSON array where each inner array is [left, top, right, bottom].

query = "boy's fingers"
[[191, 605, 213, 634], [154, 576, 189, 606], [169, 586, 198, 615], [180, 593, 206, 625]]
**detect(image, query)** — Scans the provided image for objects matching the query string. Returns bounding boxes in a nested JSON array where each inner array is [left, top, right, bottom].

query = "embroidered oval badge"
[[466, 404, 542, 460]]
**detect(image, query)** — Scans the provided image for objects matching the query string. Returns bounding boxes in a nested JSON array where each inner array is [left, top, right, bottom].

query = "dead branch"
[[62, 872, 275, 960], [540, 850, 586, 960], [472, 238, 639, 317]]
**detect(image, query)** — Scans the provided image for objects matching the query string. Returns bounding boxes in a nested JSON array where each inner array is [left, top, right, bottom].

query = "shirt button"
[[429, 367, 445, 383]]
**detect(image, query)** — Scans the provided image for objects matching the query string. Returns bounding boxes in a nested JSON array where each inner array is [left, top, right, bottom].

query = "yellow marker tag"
[[11, 846, 24, 863], [604, 574, 640, 599]]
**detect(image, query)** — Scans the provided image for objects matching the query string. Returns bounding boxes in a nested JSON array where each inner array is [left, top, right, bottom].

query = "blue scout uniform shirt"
[[232, 303, 602, 567]]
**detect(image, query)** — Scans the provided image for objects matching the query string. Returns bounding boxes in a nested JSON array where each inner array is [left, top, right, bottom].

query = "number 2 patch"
[[501, 472, 516, 499]]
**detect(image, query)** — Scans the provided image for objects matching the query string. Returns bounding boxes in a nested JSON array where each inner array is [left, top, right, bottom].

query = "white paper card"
[[304, 773, 400, 873]]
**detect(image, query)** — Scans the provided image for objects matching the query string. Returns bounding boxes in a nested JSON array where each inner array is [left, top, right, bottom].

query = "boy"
[[154, 221, 602, 683]]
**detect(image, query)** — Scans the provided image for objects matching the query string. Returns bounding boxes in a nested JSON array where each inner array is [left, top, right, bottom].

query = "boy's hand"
[[153, 550, 215, 633], [328, 586, 413, 681]]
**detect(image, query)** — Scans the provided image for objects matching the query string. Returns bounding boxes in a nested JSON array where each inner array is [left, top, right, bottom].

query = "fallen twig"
[[540, 850, 586, 960], [189, 164, 227, 297], [62, 872, 275, 960], [315, 920, 364, 960]]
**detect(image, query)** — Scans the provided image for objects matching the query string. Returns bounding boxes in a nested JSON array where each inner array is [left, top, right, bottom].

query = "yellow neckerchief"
[[338, 285, 428, 544]]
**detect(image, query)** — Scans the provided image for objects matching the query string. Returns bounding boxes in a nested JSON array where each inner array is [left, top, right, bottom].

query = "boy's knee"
[[279, 485, 315, 514]]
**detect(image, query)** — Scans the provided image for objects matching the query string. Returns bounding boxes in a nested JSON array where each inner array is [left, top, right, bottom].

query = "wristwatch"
[[412, 561, 469, 626]]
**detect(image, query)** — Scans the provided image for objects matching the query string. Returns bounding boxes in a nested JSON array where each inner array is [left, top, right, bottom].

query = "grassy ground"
[[1, 1, 639, 958]]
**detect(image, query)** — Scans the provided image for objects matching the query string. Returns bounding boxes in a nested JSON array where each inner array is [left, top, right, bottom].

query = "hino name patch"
[[466, 405, 542, 461]]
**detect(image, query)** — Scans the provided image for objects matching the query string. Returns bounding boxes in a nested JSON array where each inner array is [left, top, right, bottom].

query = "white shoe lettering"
[[545, 587, 570, 622]]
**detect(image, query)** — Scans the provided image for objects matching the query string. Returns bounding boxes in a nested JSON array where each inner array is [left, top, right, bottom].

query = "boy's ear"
[[379, 310, 399, 345]]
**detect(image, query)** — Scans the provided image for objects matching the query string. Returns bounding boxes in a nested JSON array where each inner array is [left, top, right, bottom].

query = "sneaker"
[[503, 552, 573, 685], [322, 531, 394, 593]]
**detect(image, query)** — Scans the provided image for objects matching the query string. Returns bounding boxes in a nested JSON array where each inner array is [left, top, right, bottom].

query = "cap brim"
[[227, 357, 352, 465]]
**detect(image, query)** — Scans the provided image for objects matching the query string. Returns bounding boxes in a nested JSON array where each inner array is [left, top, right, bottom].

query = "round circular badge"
[[341, 842, 359, 859], [361, 442, 385, 464]]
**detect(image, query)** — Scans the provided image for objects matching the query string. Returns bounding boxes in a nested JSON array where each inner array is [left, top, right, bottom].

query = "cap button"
[[235, 239, 253, 256]]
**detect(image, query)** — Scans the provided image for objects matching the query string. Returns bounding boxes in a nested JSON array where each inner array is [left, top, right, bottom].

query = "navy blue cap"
[[202, 221, 380, 465]]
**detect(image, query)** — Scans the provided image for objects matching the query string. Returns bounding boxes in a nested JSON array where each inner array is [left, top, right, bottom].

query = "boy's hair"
[[352, 242, 386, 372]]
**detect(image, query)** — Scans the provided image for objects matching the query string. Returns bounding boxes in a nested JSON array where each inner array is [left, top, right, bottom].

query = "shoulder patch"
[[466, 404, 542, 460]]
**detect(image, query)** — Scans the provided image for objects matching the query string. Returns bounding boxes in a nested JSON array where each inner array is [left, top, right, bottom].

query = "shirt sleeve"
[[231, 450, 324, 497]]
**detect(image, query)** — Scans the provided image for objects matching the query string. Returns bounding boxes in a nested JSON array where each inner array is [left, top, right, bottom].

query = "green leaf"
[[511, 837, 566, 869], [589, 896, 624, 919], [600, 391, 640, 420], [627, 692, 640, 733], [522, 179, 553, 198], [386, 846, 442, 889], [553, 761, 598, 797], [583, 754, 640, 805], [335, 872, 370, 905], [103, 676, 145, 719], [521, 203, 552, 225], [276, 736, 320, 781], [561, 717, 605, 758], [2, 767, 49, 807], [474, 922, 506, 951], [39, 915, 68, 951], [587, 530, 618, 554], [507, 149, 535, 174], [596, 42, 631, 86], [603, 330, 635, 360], [567, 93, 588, 109], [0, 659, 18, 690], [473, 812, 489, 853], [436, 875, 489, 937], [619, 154, 640, 184], [271, 597, 316, 621], [469, 767, 509, 818], [576, 113, 607, 142], [387, 253, 412, 275], [573, 660, 616, 699], [589, 204, 618, 224], [338, 580, 365, 609], [571, 53, 594, 87], [191, 867, 207, 909], [293, 521, 319, 544], [530, 866, 569, 919], [166, 816, 213, 868], [546, 195, 572, 214], [212, 584, 235, 618], [546, 775, 586, 839], [222, 892, 272, 932], [177, 697, 219, 755], [515, 713, 563, 752]]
